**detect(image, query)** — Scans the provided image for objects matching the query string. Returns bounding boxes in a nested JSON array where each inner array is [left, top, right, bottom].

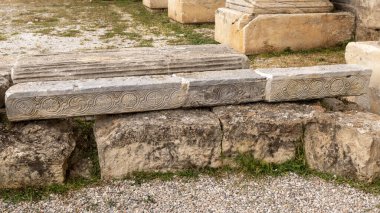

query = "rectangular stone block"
[[95, 110, 222, 180], [5, 69, 266, 121], [168, 0, 225, 23], [215, 8, 355, 54], [213, 103, 322, 164], [0, 120, 75, 188], [305, 111, 380, 182], [177, 69, 266, 107], [143, 0, 168, 9], [256, 64, 372, 102], [226, 0, 333, 14], [6, 75, 188, 121], [346, 41, 380, 114], [332, 0, 380, 30], [11, 44, 249, 83]]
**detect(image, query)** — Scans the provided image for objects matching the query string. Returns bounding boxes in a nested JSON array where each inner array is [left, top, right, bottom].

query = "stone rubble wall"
[[1, 100, 380, 188], [94, 101, 380, 183]]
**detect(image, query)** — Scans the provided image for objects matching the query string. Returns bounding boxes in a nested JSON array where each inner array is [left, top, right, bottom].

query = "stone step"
[[256, 64, 372, 102], [11, 45, 249, 84], [226, 0, 334, 14], [5, 64, 371, 121]]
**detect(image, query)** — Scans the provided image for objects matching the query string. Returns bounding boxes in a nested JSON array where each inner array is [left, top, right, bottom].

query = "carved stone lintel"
[[256, 64, 372, 102]]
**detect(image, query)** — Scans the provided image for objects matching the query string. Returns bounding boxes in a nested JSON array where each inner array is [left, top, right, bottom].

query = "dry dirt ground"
[[1, 0, 375, 212]]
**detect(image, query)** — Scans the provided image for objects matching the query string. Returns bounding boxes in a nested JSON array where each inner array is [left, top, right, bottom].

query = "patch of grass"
[[56, 29, 81, 37], [0, 34, 7, 41], [110, 0, 217, 45], [250, 43, 348, 68]]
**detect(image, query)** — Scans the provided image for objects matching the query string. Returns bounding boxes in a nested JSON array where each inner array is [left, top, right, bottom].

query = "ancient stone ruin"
[[331, 0, 380, 40], [0, 0, 379, 191], [215, 0, 354, 54]]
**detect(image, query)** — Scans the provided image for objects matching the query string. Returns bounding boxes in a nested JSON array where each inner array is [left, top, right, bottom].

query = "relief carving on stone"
[[270, 76, 369, 101], [8, 88, 187, 120]]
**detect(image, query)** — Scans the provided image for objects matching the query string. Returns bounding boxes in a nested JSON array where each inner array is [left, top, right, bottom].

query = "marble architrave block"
[[143, 0, 168, 9], [5, 69, 266, 121], [6, 75, 188, 121], [256, 64, 372, 102], [177, 69, 266, 107], [226, 0, 334, 14], [11, 45, 249, 84]]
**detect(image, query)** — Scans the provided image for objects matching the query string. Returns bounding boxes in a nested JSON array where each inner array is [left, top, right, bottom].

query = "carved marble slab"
[[226, 0, 334, 14], [6, 76, 188, 121], [178, 69, 266, 107], [256, 64, 372, 102], [11, 44, 250, 84], [6, 69, 266, 121]]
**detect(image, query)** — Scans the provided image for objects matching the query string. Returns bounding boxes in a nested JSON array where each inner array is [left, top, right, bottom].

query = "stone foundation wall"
[[1, 100, 380, 188]]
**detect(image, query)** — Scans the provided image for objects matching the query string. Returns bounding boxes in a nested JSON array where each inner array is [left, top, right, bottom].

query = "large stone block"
[[332, 0, 380, 30], [226, 0, 333, 14], [332, 0, 380, 40], [6, 75, 188, 121], [95, 110, 222, 180], [143, 0, 168, 9], [346, 41, 380, 114], [215, 8, 355, 54], [5, 69, 266, 121], [168, 0, 225, 23], [213, 103, 323, 164], [0, 120, 75, 188], [256, 64, 372, 102], [11, 45, 249, 84], [178, 69, 266, 107], [305, 111, 380, 182]]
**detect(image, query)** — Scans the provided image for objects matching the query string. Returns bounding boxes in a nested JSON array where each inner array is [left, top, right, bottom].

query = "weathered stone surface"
[[143, 0, 168, 9], [6, 69, 267, 121], [305, 111, 380, 182], [346, 41, 380, 114], [177, 69, 266, 107], [226, 0, 333, 14], [332, 0, 380, 30], [168, 0, 225, 23], [256, 64, 372, 102], [0, 120, 75, 188], [213, 103, 323, 164], [332, 0, 380, 40], [215, 8, 355, 54], [95, 110, 222, 180], [6, 75, 188, 121], [11, 45, 249, 84], [0, 70, 10, 108]]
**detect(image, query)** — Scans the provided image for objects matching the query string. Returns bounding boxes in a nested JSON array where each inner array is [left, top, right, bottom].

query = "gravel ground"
[[1, 173, 379, 213]]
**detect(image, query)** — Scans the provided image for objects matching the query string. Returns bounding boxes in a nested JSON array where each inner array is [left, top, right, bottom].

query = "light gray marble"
[[177, 69, 266, 107], [11, 45, 250, 83], [256, 64, 372, 102], [5, 69, 266, 121]]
